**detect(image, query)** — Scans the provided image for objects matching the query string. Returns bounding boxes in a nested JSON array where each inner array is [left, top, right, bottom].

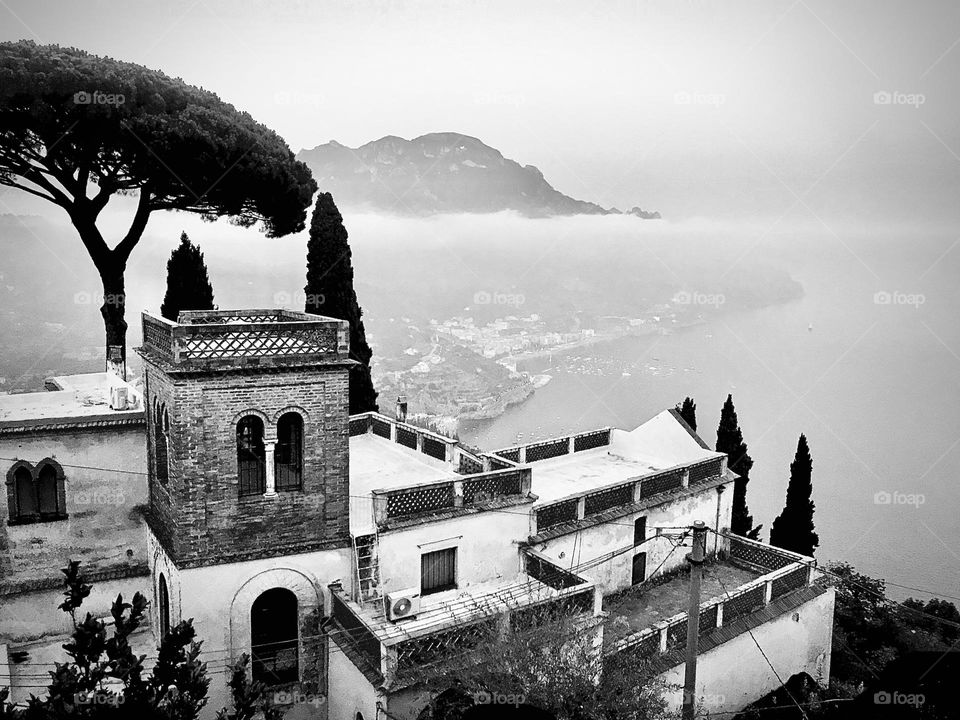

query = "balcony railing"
[[606, 536, 816, 661], [139, 310, 349, 369], [534, 455, 725, 533], [492, 427, 613, 464]]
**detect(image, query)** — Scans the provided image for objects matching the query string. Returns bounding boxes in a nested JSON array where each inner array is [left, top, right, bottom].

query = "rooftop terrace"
[[604, 535, 820, 664], [138, 309, 351, 370], [0, 372, 143, 433]]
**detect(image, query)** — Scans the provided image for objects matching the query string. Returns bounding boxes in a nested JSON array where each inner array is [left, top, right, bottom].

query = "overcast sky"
[[2, 0, 959, 223]]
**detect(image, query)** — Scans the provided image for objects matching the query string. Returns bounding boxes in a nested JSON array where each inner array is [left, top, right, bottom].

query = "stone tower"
[[137, 309, 355, 568]]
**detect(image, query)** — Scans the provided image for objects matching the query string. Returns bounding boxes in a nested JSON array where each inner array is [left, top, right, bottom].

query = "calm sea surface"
[[462, 232, 960, 601]]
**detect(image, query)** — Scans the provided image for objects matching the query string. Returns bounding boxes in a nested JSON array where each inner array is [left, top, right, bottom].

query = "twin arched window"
[[237, 412, 303, 496], [7, 460, 66, 524]]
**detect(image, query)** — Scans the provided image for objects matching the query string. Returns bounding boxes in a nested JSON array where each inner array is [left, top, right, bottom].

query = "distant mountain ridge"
[[297, 133, 660, 219]]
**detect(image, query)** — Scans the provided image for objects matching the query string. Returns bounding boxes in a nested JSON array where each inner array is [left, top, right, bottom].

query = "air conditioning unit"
[[109, 385, 129, 411], [385, 588, 421, 622]]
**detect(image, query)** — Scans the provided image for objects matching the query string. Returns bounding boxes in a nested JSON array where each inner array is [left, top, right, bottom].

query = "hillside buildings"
[[0, 309, 834, 719]]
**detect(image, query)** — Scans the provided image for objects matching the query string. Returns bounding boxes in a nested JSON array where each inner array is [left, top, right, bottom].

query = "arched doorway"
[[158, 573, 170, 638], [251, 588, 299, 685]]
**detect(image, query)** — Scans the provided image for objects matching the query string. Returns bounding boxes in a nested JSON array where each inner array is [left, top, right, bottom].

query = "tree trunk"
[[99, 264, 128, 377]]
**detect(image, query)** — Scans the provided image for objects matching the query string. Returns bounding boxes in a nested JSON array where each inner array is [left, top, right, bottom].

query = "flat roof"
[[0, 372, 143, 430], [603, 560, 760, 647], [529, 410, 723, 506], [349, 432, 453, 534]]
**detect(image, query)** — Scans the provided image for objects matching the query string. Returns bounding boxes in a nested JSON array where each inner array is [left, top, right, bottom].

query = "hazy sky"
[[2, 0, 959, 222]]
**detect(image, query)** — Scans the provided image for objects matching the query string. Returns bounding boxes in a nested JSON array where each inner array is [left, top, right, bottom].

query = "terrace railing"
[[140, 310, 349, 368], [492, 427, 613, 464], [607, 538, 816, 661], [534, 455, 725, 533]]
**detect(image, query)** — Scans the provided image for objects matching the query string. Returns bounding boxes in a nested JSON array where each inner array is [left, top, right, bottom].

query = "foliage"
[[770, 434, 818, 556], [676, 397, 697, 432], [0, 40, 316, 361], [416, 597, 669, 720], [160, 232, 215, 321], [304, 192, 378, 413], [0, 562, 278, 719], [715, 394, 760, 539]]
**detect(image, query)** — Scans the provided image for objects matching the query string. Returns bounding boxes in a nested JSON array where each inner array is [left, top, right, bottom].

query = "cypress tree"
[[716, 394, 760, 538], [304, 192, 378, 414], [770, 434, 819, 556], [160, 232, 215, 321], [677, 396, 697, 432]]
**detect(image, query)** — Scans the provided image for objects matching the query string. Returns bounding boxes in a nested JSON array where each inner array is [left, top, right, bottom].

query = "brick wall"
[[142, 359, 352, 569]]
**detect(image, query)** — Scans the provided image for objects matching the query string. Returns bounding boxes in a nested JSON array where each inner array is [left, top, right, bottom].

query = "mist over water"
[[2, 203, 958, 599]]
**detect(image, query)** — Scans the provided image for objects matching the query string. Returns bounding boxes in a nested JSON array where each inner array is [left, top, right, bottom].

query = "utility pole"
[[682, 521, 708, 720]]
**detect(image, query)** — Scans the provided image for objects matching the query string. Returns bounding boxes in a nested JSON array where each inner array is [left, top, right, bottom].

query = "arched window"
[[155, 402, 169, 485], [36, 464, 60, 517], [237, 415, 266, 496], [7, 461, 66, 524], [275, 413, 303, 491], [251, 588, 298, 685], [13, 466, 37, 519], [158, 573, 170, 638]]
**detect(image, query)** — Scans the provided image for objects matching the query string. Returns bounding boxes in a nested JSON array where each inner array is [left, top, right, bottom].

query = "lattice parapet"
[[462, 470, 525, 505], [384, 483, 455, 518], [688, 457, 724, 485], [330, 590, 382, 675], [584, 483, 634, 517], [139, 310, 349, 369], [729, 536, 800, 571]]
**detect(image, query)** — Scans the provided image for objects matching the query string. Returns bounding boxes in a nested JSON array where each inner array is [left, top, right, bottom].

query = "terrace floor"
[[349, 432, 452, 534], [602, 560, 760, 646]]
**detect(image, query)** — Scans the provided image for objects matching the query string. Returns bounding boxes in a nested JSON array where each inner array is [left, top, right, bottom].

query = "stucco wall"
[[658, 588, 835, 716], [376, 507, 531, 594], [0, 426, 148, 588], [168, 543, 352, 717], [538, 485, 731, 596], [327, 640, 381, 720]]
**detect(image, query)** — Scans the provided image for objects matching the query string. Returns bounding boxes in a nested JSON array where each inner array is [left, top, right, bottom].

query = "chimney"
[[396, 395, 408, 423]]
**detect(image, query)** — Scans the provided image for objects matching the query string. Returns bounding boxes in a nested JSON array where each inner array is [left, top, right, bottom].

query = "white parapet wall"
[[657, 586, 835, 716]]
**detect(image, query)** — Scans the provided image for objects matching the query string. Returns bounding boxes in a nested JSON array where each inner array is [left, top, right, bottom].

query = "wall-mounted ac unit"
[[385, 588, 421, 622]]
